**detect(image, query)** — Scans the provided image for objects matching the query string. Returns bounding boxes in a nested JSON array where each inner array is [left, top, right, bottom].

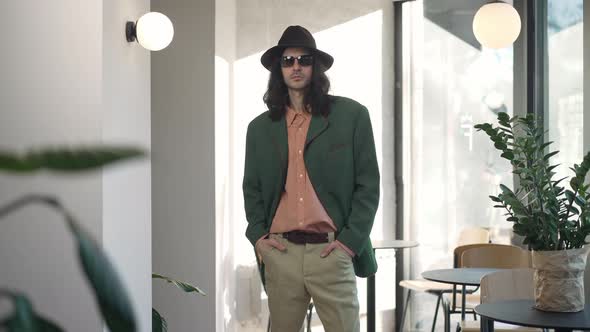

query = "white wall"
[[0, 2, 103, 331], [151, 0, 216, 331], [0, 1, 151, 331], [102, 1, 152, 331]]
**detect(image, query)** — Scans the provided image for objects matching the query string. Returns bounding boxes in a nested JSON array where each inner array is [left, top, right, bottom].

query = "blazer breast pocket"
[[324, 142, 353, 171], [327, 142, 351, 153]]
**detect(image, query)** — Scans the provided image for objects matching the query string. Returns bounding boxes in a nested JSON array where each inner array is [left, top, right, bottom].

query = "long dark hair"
[[263, 52, 332, 121]]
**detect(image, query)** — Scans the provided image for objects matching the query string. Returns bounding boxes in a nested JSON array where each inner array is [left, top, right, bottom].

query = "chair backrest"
[[460, 244, 532, 269], [451, 228, 491, 267], [456, 227, 490, 247], [480, 268, 534, 304], [452, 243, 493, 268]]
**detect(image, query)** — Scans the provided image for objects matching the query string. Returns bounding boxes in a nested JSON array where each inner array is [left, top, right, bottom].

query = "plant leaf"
[[68, 221, 137, 331], [489, 195, 502, 203], [498, 112, 510, 122], [152, 273, 206, 296], [2, 295, 39, 331], [500, 151, 515, 160], [474, 123, 492, 131], [543, 151, 559, 161], [539, 141, 554, 151], [552, 176, 568, 187], [0, 195, 137, 331], [0, 146, 145, 173], [499, 184, 514, 194], [152, 308, 168, 332], [494, 142, 508, 150], [571, 177, 582, 191], [0, 195, 136, 331], [547, 164, 560, 173], [0, 293, 64, 332]]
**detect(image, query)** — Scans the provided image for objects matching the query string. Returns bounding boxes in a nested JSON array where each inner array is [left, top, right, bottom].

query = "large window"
[[400, 0, 516, 329], [547, 0, 584, 182], [398, 0, 585, 330]]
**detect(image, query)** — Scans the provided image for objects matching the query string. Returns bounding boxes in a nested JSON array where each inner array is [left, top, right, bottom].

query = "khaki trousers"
[[260, 234, 360, 332]]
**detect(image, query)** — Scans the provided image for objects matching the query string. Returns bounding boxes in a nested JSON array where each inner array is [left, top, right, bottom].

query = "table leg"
[[481, 317, 494, 332], [395, 248, 403, 332], [367, 273, 375, 332], [461, 285, 466, 321]]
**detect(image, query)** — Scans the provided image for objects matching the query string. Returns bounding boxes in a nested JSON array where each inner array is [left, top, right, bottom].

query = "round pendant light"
[[473, 1, 521, 49]]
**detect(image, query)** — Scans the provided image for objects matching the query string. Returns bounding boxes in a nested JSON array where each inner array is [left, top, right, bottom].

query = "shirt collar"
[[286, 106, 311, 127]]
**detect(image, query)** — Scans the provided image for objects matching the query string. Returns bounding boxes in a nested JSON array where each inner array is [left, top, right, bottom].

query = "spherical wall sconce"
[[473, 1, 521, 49], [126, 12, 174, 51]]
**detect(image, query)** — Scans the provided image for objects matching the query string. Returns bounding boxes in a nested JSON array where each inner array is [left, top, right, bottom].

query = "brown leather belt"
[[282, 231, 329, 244]]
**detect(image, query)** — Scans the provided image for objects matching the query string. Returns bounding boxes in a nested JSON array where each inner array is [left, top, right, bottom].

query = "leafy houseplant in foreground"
[[0, 147, 145, 331], [151, 273, 205, 332], [475, 112, 590, 312]]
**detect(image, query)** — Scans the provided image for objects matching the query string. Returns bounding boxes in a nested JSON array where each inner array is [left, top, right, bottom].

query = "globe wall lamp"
[[126, 12, 174, 51]]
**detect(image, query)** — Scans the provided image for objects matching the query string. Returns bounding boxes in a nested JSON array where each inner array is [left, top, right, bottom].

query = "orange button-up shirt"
[[270, 106, 338, 234]]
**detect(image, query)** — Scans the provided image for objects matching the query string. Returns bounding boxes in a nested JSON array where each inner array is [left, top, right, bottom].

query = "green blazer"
[[243, 96, 380, 282]]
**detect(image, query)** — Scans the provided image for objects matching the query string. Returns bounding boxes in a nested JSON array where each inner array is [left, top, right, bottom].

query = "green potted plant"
[[475, 112, 590, 312], [152, 273, 205, 332], [0, 146, 144, 331], [0, 147, 206, 331]]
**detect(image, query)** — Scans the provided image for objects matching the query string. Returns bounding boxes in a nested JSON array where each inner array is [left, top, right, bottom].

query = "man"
[[243, 25, 380, 332]]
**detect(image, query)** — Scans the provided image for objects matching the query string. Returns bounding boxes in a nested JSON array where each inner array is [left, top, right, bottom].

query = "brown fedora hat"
[[260, 25, 334, 71]]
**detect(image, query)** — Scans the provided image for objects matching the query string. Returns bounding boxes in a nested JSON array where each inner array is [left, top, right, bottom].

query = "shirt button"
[[299, 174, 303, 178], [299, 197, 303, 202], [298, 150, 302, 154]]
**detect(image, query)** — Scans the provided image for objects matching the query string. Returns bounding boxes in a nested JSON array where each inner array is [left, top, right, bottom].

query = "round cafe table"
[[422, 268, 501, 323], [476, 299, 590, 332]]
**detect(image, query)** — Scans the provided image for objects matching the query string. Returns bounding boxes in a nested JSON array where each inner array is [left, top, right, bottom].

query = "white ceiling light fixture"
[[126, 12, 174, 51], [473, 1, 521, 49]]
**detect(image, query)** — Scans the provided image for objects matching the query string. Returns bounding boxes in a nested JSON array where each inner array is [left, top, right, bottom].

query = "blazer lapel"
[[269, 117, 288, 177], [306, 113, 330, 148]]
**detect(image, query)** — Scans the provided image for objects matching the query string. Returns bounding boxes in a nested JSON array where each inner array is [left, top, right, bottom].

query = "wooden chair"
[[460, 268, 542, 331], [461, 245, 531, 269], [442, 244, 531, 332], [399, 227, 490, 332], [443, 243, 531, 331], [455, 227, 491, 247], [438, 243, 494, 331]]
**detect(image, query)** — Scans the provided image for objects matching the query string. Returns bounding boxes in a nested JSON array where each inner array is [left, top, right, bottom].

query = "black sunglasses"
[[280, 54, 314, 67]]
